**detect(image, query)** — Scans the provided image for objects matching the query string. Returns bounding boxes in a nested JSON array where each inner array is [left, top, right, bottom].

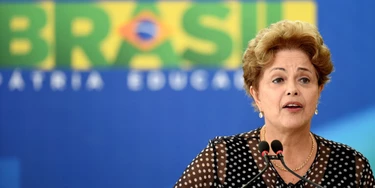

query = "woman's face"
[[250, 49, 323, 130]]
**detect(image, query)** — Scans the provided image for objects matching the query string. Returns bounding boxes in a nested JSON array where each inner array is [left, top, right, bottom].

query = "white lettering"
[[1, 69, 247, 92], [147, 70, 165, 91], [72, 72, 81, 91], [31, 71, 44, 91], [212, 70, 230, 90], [86, 71, 104, 91], [169, 71, 187, 91], [128, 71, 143, 91], [190, 70, 208, 91], [9, 69, 25, 91], [51, 71, 66, 91], [234, 69, 244, 90]]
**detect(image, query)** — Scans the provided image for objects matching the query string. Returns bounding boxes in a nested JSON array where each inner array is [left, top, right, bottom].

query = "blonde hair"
[[242, 20, 334, 111]]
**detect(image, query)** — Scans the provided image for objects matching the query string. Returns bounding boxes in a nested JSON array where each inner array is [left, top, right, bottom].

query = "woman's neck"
[[261, 124, 312, 156], [260, 123, 317, 178]]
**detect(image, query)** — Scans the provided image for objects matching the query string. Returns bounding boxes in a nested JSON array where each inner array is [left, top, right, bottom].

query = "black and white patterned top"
[[174, 128, 375, 188]]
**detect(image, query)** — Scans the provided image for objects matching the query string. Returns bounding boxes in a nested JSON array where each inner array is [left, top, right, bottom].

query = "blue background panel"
[[1, 0, 375, 188]]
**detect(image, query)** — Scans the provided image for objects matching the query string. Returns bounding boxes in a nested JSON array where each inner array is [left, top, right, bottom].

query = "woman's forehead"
[[264, 50, 315, 72]]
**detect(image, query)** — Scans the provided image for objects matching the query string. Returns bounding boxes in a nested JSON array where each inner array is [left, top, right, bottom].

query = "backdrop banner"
[[0, 1, 374, 188]]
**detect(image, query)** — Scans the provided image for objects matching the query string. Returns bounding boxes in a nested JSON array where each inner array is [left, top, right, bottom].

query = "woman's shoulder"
[[209, 127, 261, 145], [314, 134, 375, 186], [314, 134, 368, 160]]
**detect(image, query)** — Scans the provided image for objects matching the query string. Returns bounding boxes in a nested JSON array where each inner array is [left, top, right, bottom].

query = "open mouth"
[[283, 103, 303, 109]]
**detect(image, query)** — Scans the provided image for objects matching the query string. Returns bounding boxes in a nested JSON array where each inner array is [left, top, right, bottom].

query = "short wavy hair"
[[242, 20, 334, 111]]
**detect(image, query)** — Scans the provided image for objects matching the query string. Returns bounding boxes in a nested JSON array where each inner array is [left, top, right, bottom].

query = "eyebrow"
[[270, 67, 313, 74]]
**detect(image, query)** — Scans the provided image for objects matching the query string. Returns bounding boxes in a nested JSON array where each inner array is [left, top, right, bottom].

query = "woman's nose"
[[286, 82, 299, 96], [287, 91, 298, 96]]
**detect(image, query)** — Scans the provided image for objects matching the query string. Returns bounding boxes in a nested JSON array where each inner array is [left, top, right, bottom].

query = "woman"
[[174, 20, 375, 187]]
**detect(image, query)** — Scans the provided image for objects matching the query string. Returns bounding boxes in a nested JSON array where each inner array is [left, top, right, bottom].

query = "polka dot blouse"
[[174, 128, 375, 188]]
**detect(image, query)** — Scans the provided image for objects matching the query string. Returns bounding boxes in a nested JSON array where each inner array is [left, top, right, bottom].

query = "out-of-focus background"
[[0, 0, 374, 188]]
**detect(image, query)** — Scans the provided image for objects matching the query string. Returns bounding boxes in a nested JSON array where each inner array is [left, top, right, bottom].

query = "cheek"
[[260, 89, 281, 108], [306, 93, 320, 109]]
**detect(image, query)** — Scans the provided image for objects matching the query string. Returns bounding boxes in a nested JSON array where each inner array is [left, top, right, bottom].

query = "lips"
[[282, 102, 303, 109]]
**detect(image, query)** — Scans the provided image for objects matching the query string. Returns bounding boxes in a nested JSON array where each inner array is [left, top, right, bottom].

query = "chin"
[[280, 119, 309, 130]]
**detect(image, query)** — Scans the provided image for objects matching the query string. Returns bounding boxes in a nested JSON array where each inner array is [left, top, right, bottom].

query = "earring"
[[315, 108, 318, 115], [259, 111, 264, 118]]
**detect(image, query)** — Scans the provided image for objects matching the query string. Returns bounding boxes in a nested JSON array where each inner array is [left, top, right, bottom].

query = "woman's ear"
[[250, 86, 262, 109], [318, 85, 324, 94], [318, 85, 324, 99]]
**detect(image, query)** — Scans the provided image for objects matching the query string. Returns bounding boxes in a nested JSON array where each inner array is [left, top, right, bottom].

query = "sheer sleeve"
[[174, 138, 227, 188], [355, 154, 375, 187]]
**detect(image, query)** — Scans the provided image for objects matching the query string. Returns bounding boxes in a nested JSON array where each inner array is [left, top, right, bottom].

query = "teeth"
[[287, 104, 298, 107]]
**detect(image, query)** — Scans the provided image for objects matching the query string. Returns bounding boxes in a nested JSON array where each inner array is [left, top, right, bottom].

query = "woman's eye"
[[299, 77, 310, 84], [272, 78, 284, 84]]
